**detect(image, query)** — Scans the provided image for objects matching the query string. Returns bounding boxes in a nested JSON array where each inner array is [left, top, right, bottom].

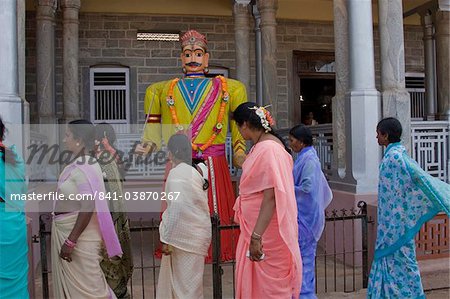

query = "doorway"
[[292, 51, 335, 125], [300, 78, 335, 125]]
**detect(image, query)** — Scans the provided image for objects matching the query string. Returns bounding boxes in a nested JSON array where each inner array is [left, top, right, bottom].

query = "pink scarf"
[[58, 158, 123, 258]]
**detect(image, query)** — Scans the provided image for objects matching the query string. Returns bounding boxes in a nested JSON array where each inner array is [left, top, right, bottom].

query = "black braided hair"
[[0, 117, 17, 165], [233, 102, 291, 154], [68, 119, 96, 152], [95, 122, 126, 180], [167, 133, 191, 164], [289, 124, 313, 146], [377, 117, 402, 143]]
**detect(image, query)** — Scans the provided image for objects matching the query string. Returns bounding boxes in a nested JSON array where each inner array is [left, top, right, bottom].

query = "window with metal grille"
[[90, 67, 130, 124], [405, 73, 425, 119]]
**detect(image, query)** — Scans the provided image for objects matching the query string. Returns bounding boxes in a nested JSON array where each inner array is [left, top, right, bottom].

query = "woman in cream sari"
[[156, 134, 211, 299], [52, 120, 122, 299]]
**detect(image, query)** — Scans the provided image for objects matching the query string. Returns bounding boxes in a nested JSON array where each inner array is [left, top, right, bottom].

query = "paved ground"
[[318, 257, 450, 299], [319, 289, 450, 299], [32, 179, 450, 299], [34, 246, 449, 299]]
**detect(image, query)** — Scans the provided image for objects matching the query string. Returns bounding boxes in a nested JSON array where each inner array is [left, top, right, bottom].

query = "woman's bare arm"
[[249, 188, 276, 261], [253, 188, 276, 236]]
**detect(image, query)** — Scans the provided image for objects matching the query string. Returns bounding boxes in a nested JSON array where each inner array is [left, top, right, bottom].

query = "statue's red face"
[[181, 45, 209, 74]]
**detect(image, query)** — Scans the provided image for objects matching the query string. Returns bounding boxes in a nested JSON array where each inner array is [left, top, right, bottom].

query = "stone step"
[[419, 257, 450, 291], [317, 288, 450, 299], [317, 257, 450, 299]]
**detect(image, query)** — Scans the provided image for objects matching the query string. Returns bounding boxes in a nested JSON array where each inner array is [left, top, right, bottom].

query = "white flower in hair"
[[249, 105, 274, 133]]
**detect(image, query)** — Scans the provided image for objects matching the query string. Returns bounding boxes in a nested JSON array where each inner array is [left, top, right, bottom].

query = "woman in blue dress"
[[368, 117, 450, 298], [0, 117, 29, 299], [289, 124, 333, 298]]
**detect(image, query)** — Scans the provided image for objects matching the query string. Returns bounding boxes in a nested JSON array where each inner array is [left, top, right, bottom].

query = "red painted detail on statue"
[[146, 114, 161, 123], [191, 144, 225, 158]]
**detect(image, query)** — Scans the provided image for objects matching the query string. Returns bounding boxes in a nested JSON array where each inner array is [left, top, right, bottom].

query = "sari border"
[[374, 209, 438, 260], [404, 152, 450, 216]]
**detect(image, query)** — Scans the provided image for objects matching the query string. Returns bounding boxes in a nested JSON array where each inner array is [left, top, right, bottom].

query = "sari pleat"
[[52, 213, 116, 299], [234, 140, 302, 299], [0, 146, 29, 299]]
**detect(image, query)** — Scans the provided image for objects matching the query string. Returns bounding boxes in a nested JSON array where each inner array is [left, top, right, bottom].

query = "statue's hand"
[[233, 152, 246, 168], [134, 142, 156, 155]]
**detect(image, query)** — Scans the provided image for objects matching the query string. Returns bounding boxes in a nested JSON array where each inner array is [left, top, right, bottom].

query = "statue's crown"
[[180, 30, 207, 50]]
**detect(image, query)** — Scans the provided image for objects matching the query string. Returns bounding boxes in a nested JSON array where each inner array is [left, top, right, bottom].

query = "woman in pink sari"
[[233, 102, 302, 298]]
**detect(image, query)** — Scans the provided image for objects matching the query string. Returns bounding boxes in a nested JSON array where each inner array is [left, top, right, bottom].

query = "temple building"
[[0, 0, 448, 296]]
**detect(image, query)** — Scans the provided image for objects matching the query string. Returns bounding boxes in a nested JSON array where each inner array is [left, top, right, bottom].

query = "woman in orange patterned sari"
[[232, 102, 302, 298]]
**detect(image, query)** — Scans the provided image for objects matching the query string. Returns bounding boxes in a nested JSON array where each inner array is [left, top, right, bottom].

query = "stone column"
[[378, 0, 411, 151], [257, 0, 278, 112], [252, 3, 263, 105], [18, 0, 28, 123], [421, 11, 438, 120], [18, 0, 26, 103], [233, 0, 251, 95], [344, 0, 381, 193], [18, 0, 29, 154], [0, 0, 24, 153], [435, 1, 450, 120], [36, 0, 56, 124], [61, 0, 81, 121], [331, 0, 349, 180]]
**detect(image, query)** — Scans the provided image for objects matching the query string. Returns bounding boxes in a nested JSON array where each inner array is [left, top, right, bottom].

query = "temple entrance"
[[292, 51, 335, 125], [300, 78, 335, 125]]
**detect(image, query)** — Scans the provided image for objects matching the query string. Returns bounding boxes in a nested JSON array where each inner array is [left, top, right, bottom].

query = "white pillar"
[[330, 0, 349, 181], [36, 0, 57, 124], [0, 0, 24, 154], [257, 0, 278, 112], [62, 0, 81, 121], [421, 11, 438, 120], [378, 0, 411, 152], [18, 0, 26, 102], [233, 0, 251, 95], [18, 0, 29, 155], [344, 0, 381, 194], [435, 0, 450, 120]]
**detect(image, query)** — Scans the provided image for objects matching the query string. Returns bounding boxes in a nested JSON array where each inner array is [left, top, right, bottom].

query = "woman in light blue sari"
[[0, 117, 29, 299], [289, 124, 333, 298], [368, 117, 450, 299]]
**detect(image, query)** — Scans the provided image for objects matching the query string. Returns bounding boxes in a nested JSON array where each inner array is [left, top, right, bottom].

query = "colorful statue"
[[137, 30, 247, 261]]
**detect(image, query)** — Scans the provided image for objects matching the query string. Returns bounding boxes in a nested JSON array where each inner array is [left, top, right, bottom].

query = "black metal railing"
[[36, 214, 51, 299], [35, 201, 369, 298], [128, 219, 160, 299], [210, 214, 240, 299], [316, 201, 369, 293], [209, 201, 369, 298]]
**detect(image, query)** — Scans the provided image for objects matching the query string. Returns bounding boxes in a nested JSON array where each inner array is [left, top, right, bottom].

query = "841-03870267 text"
[[98, 191, 180, 201], [8, 191, 180, 201]]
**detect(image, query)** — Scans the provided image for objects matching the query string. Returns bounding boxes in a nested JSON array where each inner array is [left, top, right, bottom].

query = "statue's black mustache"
[[186, 62, 202, 67]]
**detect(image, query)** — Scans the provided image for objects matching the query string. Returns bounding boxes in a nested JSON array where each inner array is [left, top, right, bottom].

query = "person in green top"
[[95, 123, 133, 299], [0, 116, 29, 299]]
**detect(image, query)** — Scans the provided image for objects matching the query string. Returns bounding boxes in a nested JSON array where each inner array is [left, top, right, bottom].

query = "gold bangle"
[[251, 231, 262, 240]]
